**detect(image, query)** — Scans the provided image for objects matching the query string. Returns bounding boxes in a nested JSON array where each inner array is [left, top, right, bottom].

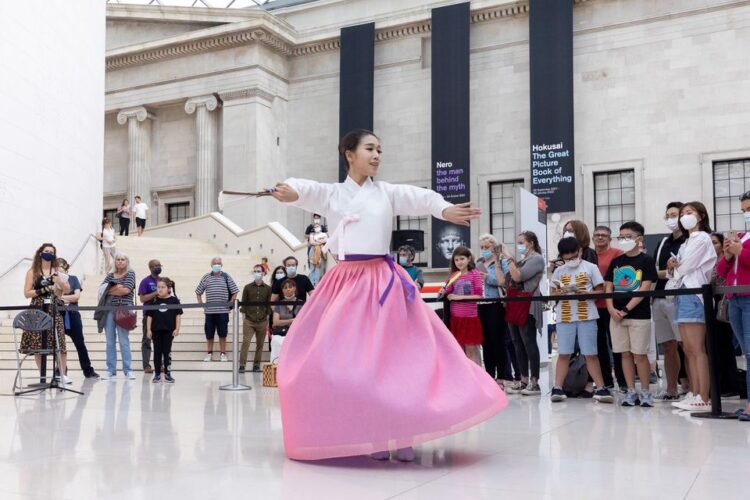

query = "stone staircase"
[[0, 235, 271, 373]]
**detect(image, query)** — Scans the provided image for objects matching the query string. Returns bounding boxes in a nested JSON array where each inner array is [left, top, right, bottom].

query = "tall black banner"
[[339, 23, 375, 182], [529, 0, 575, 213], [431, 2, 470, 268]]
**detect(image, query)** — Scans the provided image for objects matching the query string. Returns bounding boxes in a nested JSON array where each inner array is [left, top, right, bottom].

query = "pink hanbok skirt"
[[277, 257, 507, 460]]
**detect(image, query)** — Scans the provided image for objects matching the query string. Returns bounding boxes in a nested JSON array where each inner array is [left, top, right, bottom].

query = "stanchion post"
[[220, 299, 252, 392], [693, 284, 737, 419]]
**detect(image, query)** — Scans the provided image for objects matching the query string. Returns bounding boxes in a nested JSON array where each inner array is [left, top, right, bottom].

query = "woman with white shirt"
[[268, 129, 506, 462], [667, 201, 716, 412], [96, 217, 117, 273]]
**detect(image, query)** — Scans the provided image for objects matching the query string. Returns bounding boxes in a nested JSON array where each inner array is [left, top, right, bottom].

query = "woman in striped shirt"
[[441, 246, 484, 366], [101, 253, 137, 380]]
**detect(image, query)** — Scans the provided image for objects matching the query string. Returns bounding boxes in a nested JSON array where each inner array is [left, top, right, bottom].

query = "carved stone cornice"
[[107, 0, 596, 67], [185, 95, 220, 114], [116, 106, 154, 125], [218, 87, 275, 104]]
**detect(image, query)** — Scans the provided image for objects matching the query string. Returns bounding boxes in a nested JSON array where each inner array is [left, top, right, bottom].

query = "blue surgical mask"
[[253, 272, 263, 282], [275, 273, 286, 281], [211, 264, 222, 273], [398, 256, 409, 266], [286, 266, 297, 276], [41, 253, 55, 262], [517, 245, 528, 256], [743, 212, 750, 225], [152, 267, 162, 275], [480, 249, 493, 260]]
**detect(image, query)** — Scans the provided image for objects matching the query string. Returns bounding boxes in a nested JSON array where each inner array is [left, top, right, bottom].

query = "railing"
[[0, 233, 98, 283]]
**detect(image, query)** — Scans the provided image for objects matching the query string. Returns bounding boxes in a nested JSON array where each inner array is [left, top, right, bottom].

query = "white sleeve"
[[674, 234, 715, 280], [382, 183, 452, 220], [284, 178, 334, 216]]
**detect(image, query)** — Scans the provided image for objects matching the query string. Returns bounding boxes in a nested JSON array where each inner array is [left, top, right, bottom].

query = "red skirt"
[[450, 316, 483, 346]]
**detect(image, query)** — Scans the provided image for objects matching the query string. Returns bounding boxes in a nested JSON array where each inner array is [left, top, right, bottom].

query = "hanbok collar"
[[343, 175, 373, 192]]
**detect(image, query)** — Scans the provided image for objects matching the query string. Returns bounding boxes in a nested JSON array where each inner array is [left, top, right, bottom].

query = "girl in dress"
[[441, 246, 485, 366], [270, 129, 506, 461]]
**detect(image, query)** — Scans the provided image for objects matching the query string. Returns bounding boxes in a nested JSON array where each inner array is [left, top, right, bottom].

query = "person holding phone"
[[476, 234, 510, 386]]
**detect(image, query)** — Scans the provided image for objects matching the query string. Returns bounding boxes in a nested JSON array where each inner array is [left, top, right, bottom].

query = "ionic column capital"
[[185, 95, 220, 114], [117, 106, 154, 125]]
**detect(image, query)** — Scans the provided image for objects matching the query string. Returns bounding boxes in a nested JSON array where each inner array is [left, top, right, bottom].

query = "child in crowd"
[[550, 237, 613, 403], [605, 222, 658, 407], [146, 277, 182, 383], [441, 246, 484, 366]]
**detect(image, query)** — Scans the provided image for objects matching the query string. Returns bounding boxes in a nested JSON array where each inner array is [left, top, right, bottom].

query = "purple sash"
[[345, 255, 417, 306]]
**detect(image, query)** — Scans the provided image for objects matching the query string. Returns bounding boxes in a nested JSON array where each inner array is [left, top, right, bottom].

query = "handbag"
[[262, 360, 278, 388], [114, 307, 137, 331], [505, 284, 538, 326], [716, 297, 730, 323]]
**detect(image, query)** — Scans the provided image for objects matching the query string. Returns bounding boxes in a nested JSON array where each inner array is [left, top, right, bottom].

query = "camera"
[[38, 274, 57, 288]]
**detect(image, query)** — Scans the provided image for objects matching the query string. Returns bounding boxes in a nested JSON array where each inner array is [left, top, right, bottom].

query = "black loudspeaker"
[[391, 230, 425, 252]]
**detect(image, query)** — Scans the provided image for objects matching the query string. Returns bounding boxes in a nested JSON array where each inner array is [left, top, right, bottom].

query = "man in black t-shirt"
[[653, 202, 687, 401], [605, 221, 659, 408], [271, 256, 314, 303]]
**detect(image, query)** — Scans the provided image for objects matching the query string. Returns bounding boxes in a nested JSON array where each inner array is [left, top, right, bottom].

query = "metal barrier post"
[[220, 299, 252, 392], [693, 284, 737, 419]]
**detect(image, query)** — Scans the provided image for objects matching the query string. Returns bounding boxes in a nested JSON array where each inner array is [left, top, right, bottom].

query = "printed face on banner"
[[433, 221, 469, 268]]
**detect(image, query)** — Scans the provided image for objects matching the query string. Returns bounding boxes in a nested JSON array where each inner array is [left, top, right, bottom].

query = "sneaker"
[[100, 372, 117, 381], [550, 387, 567, 403], [521, 384, 541, 396], [621, 390, 640, 407], [144, 366, 154, 374], [654, 391, 680, 402], [593, 388, 614, 404], [220, 353, 228, 362], [675, 395, 711, 412], [677, 385, 690, 396], [239, 365, 246, 373], [640, 391, 654, 408], [673, 392, 695, 408], [504, 381, 527, 394], [55, 374, 73, 385], [152, 375, 161, 384], [125, 372, 136, 380], [369, 451, 390, 461], [164, 373, 175, 383], [85, 371, 101, 380], [395, 447, 416, 462], [203, 353, 212, 362], [252, 364, 261, 373], [739, 411, 750, 422]]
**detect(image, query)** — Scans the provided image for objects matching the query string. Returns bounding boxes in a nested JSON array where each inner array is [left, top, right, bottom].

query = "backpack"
[[563, 354, 589, 397]]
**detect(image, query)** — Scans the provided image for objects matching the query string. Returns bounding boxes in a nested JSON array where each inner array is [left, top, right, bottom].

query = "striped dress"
[[445, 269, 484, 346]]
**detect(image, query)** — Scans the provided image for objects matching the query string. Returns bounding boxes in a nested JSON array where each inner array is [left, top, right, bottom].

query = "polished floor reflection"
[[0, 370, 747, 499]]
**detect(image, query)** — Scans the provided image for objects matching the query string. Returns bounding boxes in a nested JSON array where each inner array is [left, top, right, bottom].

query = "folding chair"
[[12, 309, 62, 395]]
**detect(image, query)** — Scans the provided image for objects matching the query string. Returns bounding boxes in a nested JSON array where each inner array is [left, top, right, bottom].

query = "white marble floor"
[[0, 370, 747, 500]]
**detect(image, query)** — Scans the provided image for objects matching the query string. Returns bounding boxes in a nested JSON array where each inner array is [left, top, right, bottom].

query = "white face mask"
[[564, 257, 581, 268], [563, 231, 575, 239], [313, 218, 321, 224], [664, 217, 680, 231], [616, 238, 637, 253], [680, 214, 698, 231], [744, 212, 750, 225]]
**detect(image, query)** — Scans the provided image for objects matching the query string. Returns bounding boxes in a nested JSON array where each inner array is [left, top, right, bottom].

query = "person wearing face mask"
[[137, 259, 163, 374], [239, 264, 273, 373], [717, 190, 750, 422], [475, 234, 510, 386], [505, 231, 546, 395], [21, 243, 71, 383], [549, 237, 613, 403], [667, 202, 716, 413], [270, 256, 314, 304], [604, 222, 659, 407], [397, 245, 424, 290], [196, 257, 239, 363], [57, 258, 99, 379], [652, 202, 688, 402]]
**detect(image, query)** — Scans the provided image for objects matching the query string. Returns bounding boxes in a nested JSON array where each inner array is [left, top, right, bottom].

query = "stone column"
[[185, 95, 219, 215], [117, 106, 154, 212]]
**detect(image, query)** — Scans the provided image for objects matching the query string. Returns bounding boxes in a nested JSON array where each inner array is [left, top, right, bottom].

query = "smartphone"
[[725, 230, 738, 242]]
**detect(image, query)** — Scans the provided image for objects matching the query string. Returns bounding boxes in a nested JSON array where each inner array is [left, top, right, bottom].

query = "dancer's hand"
[[271, 183, 299, 203], [442, 203, 481, 226]]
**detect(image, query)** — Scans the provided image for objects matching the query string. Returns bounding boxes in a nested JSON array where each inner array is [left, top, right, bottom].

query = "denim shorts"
[[674, 293, 705, 324], [556, 320, 598, 356]]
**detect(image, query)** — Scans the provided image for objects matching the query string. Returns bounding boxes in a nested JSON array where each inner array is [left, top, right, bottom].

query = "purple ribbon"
[[344, 254, 417, 306]]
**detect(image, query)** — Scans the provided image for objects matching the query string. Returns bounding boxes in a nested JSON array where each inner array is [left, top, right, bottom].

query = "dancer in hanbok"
[[270, 129, 506, 461]]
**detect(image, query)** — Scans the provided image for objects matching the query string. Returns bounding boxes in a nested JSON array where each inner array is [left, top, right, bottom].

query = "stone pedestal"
[[185, 95, 220, 215], [117, 106, 154, 212]]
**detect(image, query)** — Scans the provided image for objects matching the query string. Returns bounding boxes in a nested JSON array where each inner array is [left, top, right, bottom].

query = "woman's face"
[[479, 240, 493, 251], [711, 236, 723, 256], [282, 284, 297, 298], [346, 135, 381, 179], [41, 246, 55, 257], [563, 224, 573, 234], [516, 236, 529, 250], [680, 205, 700, 227], [115, 256, 128, 271], [156, 281, 170, 297], [741, 199, 750, 214]]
